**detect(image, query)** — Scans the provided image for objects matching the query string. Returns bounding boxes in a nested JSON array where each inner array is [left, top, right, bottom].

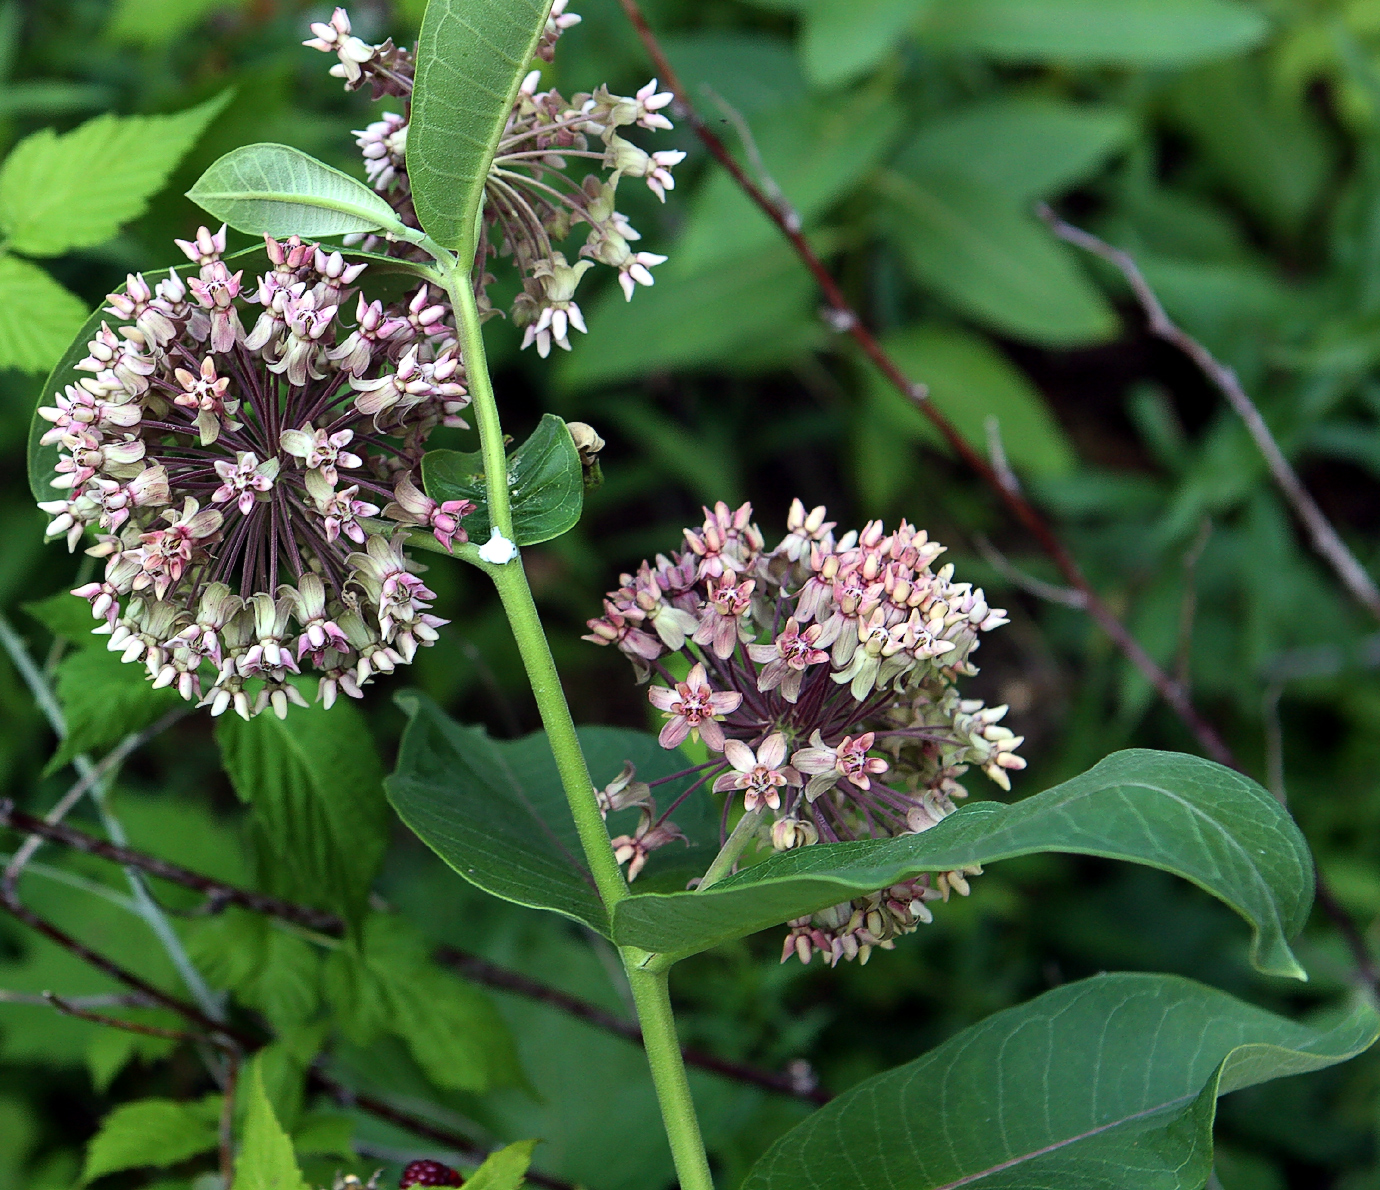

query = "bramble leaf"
[[742, 973, 1378, 1190], [233, 1061, 308, 1190], [0, 255, 87, 373], [467, 1139, 540, 1190], [81, 1095, 221, 1183]]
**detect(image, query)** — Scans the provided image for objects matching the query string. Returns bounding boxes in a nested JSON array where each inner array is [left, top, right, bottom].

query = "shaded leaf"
[[216, 697, 388, 924], [742, 973, 1378, 1190], [0, 93, 230, 256], [0, 255, 87, 373], [108, 0, 244, 46], [187, 143, 400, 238], [611, 750, 1313, 977], [802, 0, 933, 88], [916, 0, 1269, 66], [82, 1096, 221, 1183], [408, 0, 550, 249], [660, 32, 807, 115], [877, 169, 1117, 346], [233, 1061, 308, 1190], [421, 413, 583, 546]]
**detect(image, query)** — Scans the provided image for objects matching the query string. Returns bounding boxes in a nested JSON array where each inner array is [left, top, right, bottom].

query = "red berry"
[[399, 1160, 463, 1188]]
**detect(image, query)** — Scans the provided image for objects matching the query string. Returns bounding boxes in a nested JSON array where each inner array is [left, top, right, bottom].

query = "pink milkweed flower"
[[279, 423, 363, 486], [647, 662, 742, 751], [713, 733, 801, 812], [610, 802, 687, 881], [792, 730, 889, 802], [212, 452, 280, 516], [381, 472, 474, 551], [748, 617, 829, 703]]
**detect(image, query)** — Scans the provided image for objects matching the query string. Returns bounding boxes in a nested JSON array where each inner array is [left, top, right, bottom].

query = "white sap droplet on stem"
[[478, 527, 518, 565]]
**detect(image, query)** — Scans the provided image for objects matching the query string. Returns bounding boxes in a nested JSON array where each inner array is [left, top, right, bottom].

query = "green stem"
[[428, 233, 716, 1189], [626, 967, 717, 1190], [697, 808, 764, 892]]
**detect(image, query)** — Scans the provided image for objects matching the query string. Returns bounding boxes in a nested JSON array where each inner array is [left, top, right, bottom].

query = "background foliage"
[[4, 0, 1380, 1187]]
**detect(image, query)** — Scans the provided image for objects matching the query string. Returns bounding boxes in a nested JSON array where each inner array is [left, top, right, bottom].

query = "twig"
[[1039, 207, 1380, 625], [42, 991, 216, 1046], [973, 536, 1088, 609], [220, 1050, 240, 1184], [700, 84, 801, 232], [435, 946, 831, 1105], [0, 989, 153, 1008], [985, 417, 1021, 497]]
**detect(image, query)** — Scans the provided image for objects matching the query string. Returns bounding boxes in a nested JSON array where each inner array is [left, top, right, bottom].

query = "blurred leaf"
[[916, 0, 1269, 65], [409, 0, 550, 249], [187, 143, 399, 238], [676, 90, 901, 273], [46, 645, 182, 773], [233, 1062, 307, 1190], [0, 81, 113, 118], [187, 910, 322, 1033], [323, 912, 522, 1093], [877, 170, 1117, 345], [861, 322, 1076, 500], [801, 0, 933, 88], [467, 1140, 539, 1190], [0, 255, 87, 373], [85, 1018, 177, 1094], [560, 243, 820, 388], [740, 974, 1378, 1190], [660, 33, 807, 114], [216, 698, 388, 924], [291, 1113, 354, 1160], [0, 92, 231, 257], [612, 750, 1313, 977], [108, 0, 243, 46], [81, 1096, 221, 1183], [422, 413, 584, 546], [896, 96, 1133, 205]]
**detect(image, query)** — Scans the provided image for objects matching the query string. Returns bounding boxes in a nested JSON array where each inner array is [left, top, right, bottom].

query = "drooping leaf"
[[467, 1140, 539, 1190], [0, 255, 87, 373], [0, 92, 231, 256], [896, 96, 1133, 205], [216, 697, 388, 924], [386, 692, 721, 933], [322, 912, 523, 1094], [741, 973, 1378, 1190], [186, 143, 402, 238], [81, 1096, 222, 1183], [407, 0, 551, 249], [915, 0, 1269, 66], [801, 0, 933, 88], [233, 1061, 308, 1190], [877, 169, 1118, 346], [611, 749, 1313, 977], [421, 412, 584, 546]]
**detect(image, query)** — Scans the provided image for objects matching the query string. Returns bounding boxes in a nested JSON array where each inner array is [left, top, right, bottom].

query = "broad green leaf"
[[742, 973, 1378, 1190], [216, 698, 388, 925], [559, 243, 821, 388], [660, 32, 807, 115], [0, 255, 87, 373], [916, 0, 1269, 66], [185, 910, 322, 1033], [877, 169, 1118, 346], [82, 1096, 221, 1183], [408, 0, 552, 249], [0, 81, 112, 118], [860, 322, 1076, 499], [897, 96, 1133, 205], [421, 412, 583, 546], [802, 0, 933, 88], [323, 912, 523, 1094], [108, 0, 243, 45], [611, 749, 1314, 977], [467, 1140, 539, 1190], [234, 1062, 308, 1190], [291, 1113, 355, 1160], [187, 144, 401, 238], [385, 692, 721, 932], [0, 92, 230, 256], [674, 90, 901, 274]]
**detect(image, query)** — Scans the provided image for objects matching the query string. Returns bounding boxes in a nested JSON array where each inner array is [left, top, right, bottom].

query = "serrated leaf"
[[386, 692, 721, 933], [877, 169, 1118, 346], [408, 0, 552, 249], [742, 973, 1378, 1190], [0, 92, 231, 257], [46, 645, 182, 773], [234, 1061, 308, 1190], [467, 1140, 539, 1190], [915, 0, 1269, 66], [81, 1096, 222, 1183], [0, 255, 87, 373], [611, 750, 1314, 977], [187, 143, 401, 238], [421, 412, 583, 546], [216, 698, 388, 925]]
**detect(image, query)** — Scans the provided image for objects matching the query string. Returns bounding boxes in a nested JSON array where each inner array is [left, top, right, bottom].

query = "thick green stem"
[[697, 808, 764, 892], [626, 967, 717, 1190]]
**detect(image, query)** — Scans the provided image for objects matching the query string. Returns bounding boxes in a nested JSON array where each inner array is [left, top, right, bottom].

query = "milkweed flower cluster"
[[35, 227, 474, 719], [306, 4, 685, 357], [586, 500, 1025, 964]]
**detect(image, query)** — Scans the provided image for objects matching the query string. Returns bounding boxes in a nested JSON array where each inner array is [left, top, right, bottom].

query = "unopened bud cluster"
[[307, 5, 684, 357], [587, 500, 1025, 964], [36, 227, 475, 719]]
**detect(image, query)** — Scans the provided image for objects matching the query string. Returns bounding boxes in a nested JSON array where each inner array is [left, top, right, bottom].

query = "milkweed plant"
[[15, 3, 1380, 1189]]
